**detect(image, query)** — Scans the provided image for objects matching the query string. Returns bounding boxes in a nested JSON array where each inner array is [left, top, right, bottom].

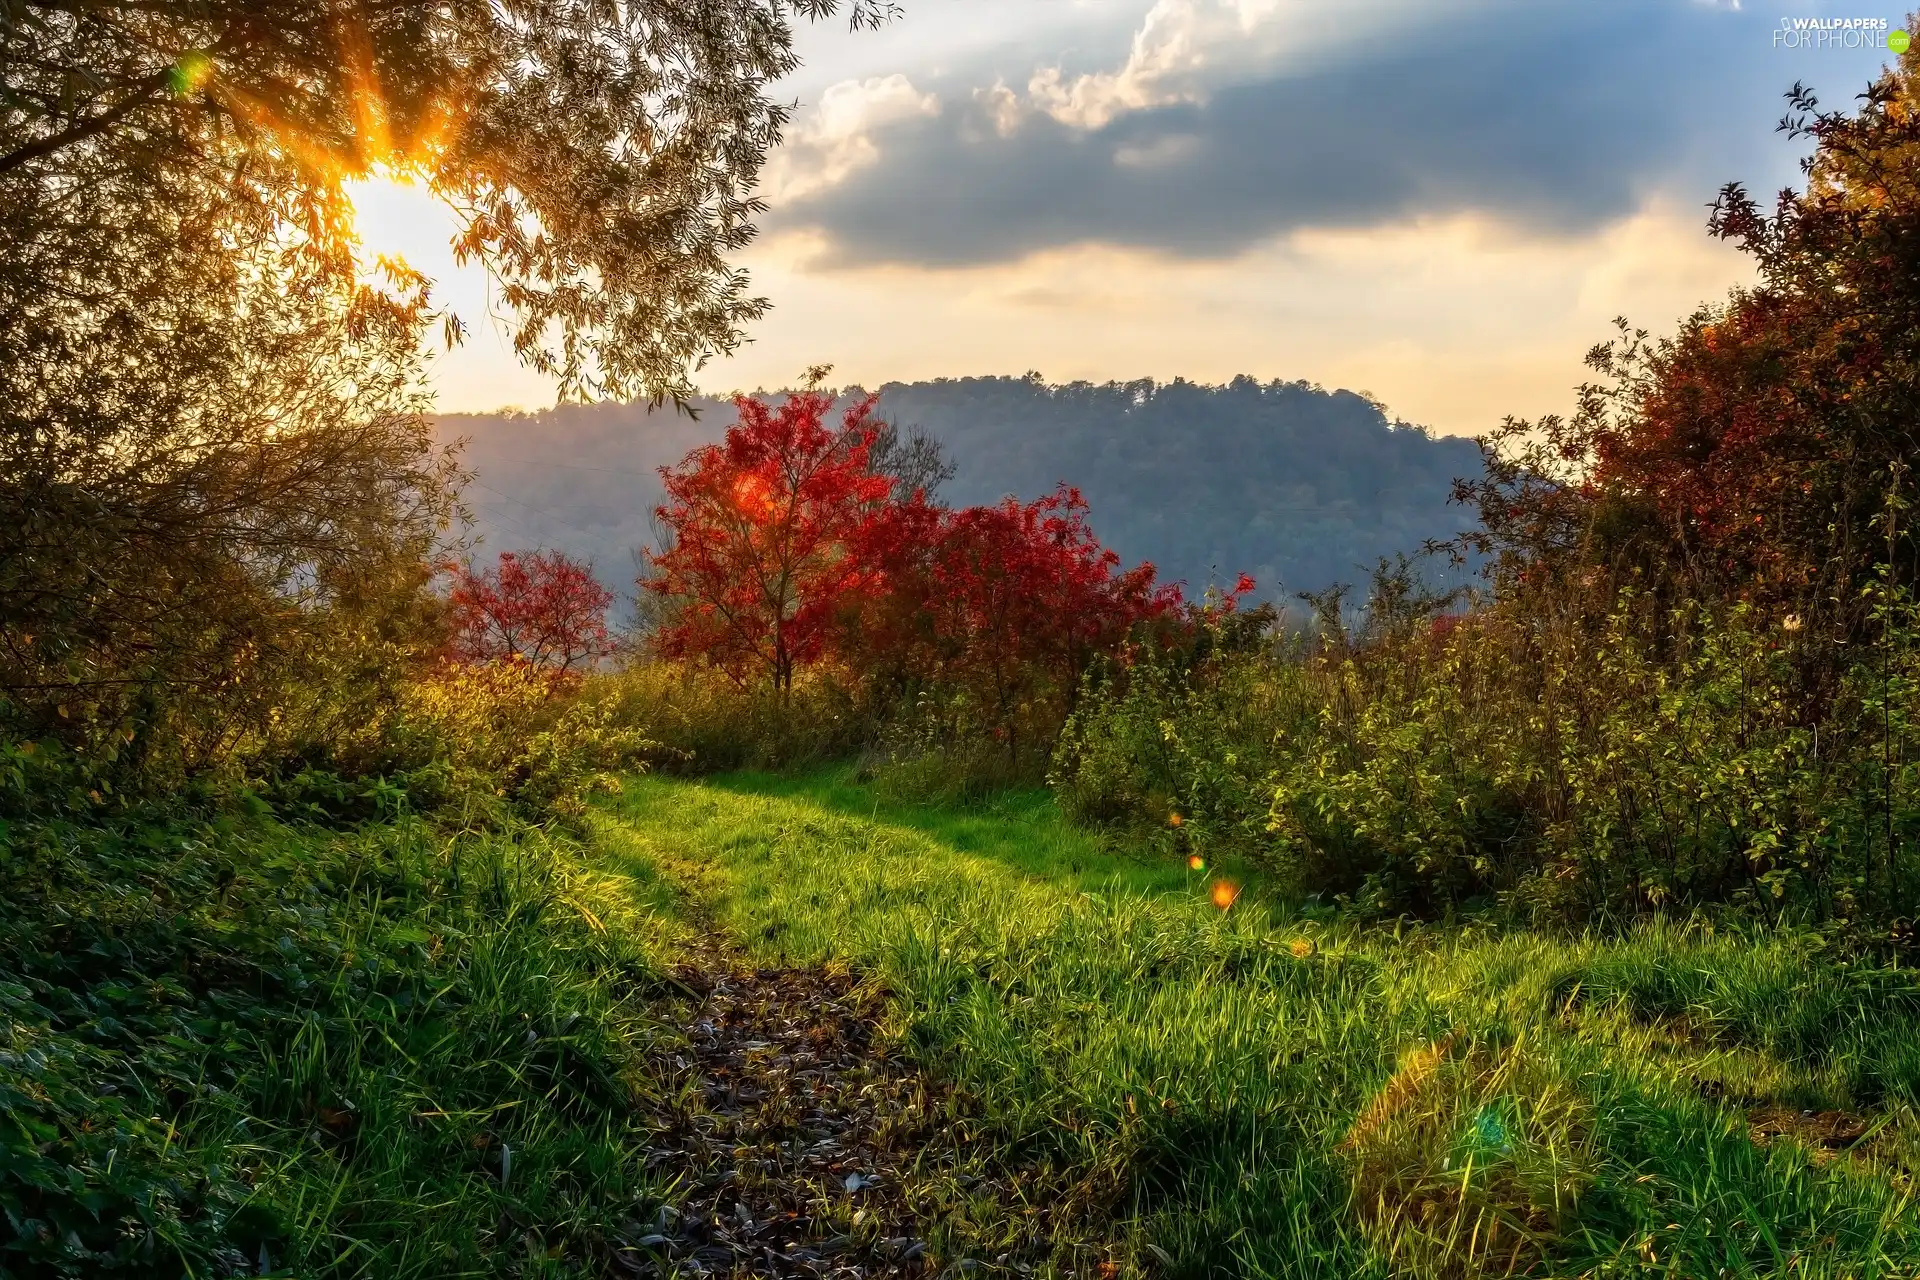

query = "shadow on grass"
[[684, 764, 1270, 906]]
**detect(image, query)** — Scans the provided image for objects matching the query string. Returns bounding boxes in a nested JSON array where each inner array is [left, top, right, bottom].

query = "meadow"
[[9, 18, 1920, 1279], [591, 768, 1920, 1278], [0, 780, 677, 1278]]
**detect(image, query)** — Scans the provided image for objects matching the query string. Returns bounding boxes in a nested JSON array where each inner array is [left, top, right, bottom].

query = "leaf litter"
[[613, 942, 1097, 1278]]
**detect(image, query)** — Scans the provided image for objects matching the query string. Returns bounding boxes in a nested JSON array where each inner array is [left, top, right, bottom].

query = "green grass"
[[0, 801, 675, 1279], [594, 768, 1920, 1279]]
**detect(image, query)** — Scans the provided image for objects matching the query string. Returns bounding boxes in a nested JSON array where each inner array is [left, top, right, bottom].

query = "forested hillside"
[[439, 375, 1482, 601]]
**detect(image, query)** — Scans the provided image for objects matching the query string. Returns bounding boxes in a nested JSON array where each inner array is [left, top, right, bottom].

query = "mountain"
[[435, 374, 1486, 608]]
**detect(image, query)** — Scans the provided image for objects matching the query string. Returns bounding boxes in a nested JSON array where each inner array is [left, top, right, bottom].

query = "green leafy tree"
[[1, 0, 889, 779], [3, 0, 895, 399]]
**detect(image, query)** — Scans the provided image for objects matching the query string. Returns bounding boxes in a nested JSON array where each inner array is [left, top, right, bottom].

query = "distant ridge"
[[436, 374, 1483, 606]]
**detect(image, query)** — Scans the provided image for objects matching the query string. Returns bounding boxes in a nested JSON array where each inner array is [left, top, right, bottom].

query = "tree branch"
[[0, 70, 172, 176]]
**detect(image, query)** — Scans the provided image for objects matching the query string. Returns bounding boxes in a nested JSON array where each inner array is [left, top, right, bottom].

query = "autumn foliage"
[[646, 389, 892, 690], [889, 488, 1180, 757], [1458, 47, 1920, 644], [644, 388, 1184, 754], [447, 550, 615, 675]]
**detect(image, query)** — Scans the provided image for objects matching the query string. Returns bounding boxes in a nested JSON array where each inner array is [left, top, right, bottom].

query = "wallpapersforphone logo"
[[1773, 16, 1910, 50]]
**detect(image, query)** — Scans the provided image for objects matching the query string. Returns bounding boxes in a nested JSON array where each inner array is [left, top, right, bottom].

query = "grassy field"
[[594, 769, 1920, 1279], [0, 802, 677, 1279]]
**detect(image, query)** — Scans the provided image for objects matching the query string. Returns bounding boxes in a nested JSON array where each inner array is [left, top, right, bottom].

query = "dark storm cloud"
[[768, 0, 1822, 265]]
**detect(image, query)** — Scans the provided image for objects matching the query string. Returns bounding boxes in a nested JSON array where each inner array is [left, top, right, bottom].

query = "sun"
[[343, 171, 431, 250], [330, 172, 558, 407], [338, 172, 476, 302]]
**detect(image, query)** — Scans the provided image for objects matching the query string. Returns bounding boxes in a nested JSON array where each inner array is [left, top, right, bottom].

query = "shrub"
[[446, 550, 616, 674], [1053, 579, 1920, 926], [395, 661, 653, 822], [1052, 644, 1307, 854], [596, 662, 871, 774]]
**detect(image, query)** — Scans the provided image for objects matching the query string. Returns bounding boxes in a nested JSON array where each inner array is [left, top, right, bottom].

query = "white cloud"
[[1028, 0, 1283, 128], [1022, 0, 1495, 130], [760, 75, 940, 203], [972, 80, 1025, 139]]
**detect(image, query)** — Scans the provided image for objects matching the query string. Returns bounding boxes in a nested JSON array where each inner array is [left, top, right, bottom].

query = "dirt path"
[[611, 946, 1059, 1278]]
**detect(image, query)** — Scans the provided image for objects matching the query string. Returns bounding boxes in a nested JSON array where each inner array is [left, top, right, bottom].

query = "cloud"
[[714, 199, 1753, 437], [1023, 0, 1271, 130], [1024, 0, 1447, 130], [758, 74, 940, 204], [760, 0, 1806, 266]]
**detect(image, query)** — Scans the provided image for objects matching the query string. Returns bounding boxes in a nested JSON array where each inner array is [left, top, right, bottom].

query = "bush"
[[1051, 644, 1308, 854], [1052, 582, 1920, 927], [394, 662, 653, 822], [596, 662, 872, 775]]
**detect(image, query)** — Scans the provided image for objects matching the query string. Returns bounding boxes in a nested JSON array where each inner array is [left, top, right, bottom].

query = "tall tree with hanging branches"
[[0, 0, 894, 776]]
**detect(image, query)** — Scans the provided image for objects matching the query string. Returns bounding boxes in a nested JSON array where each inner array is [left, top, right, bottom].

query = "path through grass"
[[594, 770, 1920, 1278]]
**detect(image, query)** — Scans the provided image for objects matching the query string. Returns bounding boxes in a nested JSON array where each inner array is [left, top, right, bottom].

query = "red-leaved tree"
[[646, 389, 891, 690], [1456, 49, 1920, 646], [828, 485, 1180, 759], [645, 389, 1193, 759], [921, 486, 1180, 760], [447, 550, 615, 674]]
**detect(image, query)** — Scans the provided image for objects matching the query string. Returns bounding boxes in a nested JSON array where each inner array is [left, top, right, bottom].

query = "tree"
[[0, 199, 460, 774], [1456, 34, 1920, 644], [645, 388, 891, 690], [2, 0, 887, 776], [867, 420, 957, 502], [917, 486, 1178, 762], [2, 0, 894, 402], [447, 551, 615, 675], [643, 391, 1180, 747]]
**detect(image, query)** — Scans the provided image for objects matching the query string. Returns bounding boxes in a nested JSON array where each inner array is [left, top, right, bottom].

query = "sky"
[[352, 0, 1906, 438]]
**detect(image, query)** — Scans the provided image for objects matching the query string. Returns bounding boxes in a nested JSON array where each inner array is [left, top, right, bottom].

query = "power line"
[[457, 507, 541, 546]]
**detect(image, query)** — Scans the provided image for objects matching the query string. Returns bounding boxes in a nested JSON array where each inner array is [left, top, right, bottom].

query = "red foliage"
[[1587, 293, 1831, 590], [1208, 573, 1258, 613], [646, 390, 890, 689], [922, 485, 1178, 693], [924, 487, 1180, 756], [1458, 59, 1920, 630], [644, 389, 1216, 760], [447, 550, 615, 674], [835, 484, 1179, 757]]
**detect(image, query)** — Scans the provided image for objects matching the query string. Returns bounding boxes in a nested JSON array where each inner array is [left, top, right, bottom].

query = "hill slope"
[[437, 375, 1484, 602]]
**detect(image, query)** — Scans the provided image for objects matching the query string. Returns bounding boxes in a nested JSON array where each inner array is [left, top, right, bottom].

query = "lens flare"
[[1188, 854, 1205, 871], [1210, 879, 1240, 910], [732, 473, 776, 517], [168, 51, 216, 98]]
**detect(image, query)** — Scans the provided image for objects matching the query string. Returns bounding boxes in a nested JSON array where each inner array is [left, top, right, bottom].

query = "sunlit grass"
[[595, 768, 1920, 1278]]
